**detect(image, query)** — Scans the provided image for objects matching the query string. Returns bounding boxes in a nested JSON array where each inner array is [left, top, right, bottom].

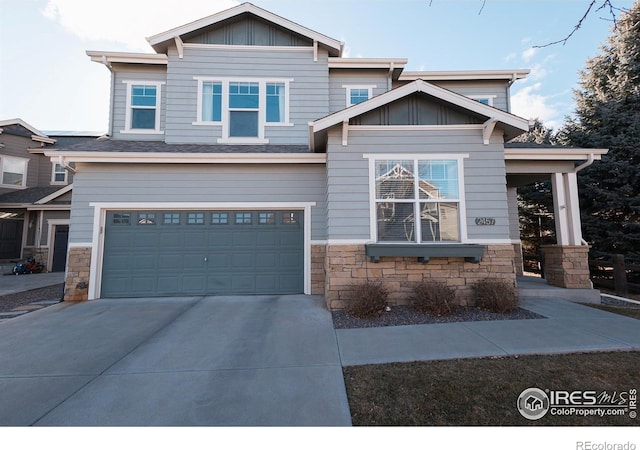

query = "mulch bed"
[[332, 305, 545, 329], [0, 284, 64, 313]]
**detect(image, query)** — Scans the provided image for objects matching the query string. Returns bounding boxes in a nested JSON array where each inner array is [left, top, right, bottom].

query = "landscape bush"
[[345, 280, 389, 319], [473, 279, 519, 313], [409, 281, 457, 316]]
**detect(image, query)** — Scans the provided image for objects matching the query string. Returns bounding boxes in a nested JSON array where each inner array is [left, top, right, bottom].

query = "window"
[[371, 157, 465, 243], [282, 211, 298, 224], [0, 156, 28, 188], [343, 85, 376, 107], [137, 213, 156, 225], [122, 80, 164, 134], [211, 212, 228, 224], [235, 212, 252, 224], [187, 212, 205, 225], [52, 163, 67, 184], [194, 77, 292, 143], [112, 213, 131, 225], [259, 212, 275, 224], [469, 95, 496, 107], [163, 213, 180, 225]]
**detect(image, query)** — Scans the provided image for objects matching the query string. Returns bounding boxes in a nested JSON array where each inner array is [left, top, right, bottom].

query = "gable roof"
[[147, 2, 343, 56], [0, 118, 55, 144], [309, 79, 532, 150]]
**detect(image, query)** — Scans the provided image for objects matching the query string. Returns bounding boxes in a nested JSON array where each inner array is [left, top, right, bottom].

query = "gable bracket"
[[313, 40, 318, 62], [483, 118, 499, 145], [342, 120, 349, 146], [174, 36, 184, 59]]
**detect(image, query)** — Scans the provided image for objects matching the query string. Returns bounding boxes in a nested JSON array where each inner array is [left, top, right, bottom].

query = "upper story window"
[[51, 163, 68, 185], [343, 85, 376, 107], [367, 155, 467, 243], [122, 80, 165, 134], [469, 95, 497, 107], [0, 155, 28, 188], [194, 77, 293, 143]]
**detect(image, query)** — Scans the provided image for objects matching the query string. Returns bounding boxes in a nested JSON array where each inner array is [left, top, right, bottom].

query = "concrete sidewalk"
[[0, 271, 65, 296], [336, 296, 640, 366]]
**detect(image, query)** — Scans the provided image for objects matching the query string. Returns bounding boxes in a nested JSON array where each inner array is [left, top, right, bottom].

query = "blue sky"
[[0, 0, 635, 133]]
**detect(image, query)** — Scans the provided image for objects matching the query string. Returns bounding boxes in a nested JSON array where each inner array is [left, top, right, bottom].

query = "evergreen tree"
[[561, 2, 640, 261]]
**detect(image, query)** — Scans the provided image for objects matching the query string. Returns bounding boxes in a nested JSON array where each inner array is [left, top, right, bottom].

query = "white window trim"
[[87, 202, 315, 300], [121, 80, 165, 134], [468, 95, 497, 106], [343, 84, 376, 107], [364, 153, 469, 243], [0, 155, 29, 189], [51, 163, 68, 185], [192, 77, 294, 142]]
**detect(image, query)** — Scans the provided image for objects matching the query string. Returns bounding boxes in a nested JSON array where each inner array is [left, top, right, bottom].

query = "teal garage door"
[[101, 210, 304, 297]]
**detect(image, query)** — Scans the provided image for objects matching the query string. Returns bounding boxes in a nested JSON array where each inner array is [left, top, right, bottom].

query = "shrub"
[[345, 280, 389, 319], [410, 281, 457, 316], [473, 279, 519, 313]]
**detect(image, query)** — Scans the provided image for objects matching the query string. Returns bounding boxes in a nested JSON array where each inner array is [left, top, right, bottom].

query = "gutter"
[[58, 155, 76, 174], [574, 153, 595, 173]]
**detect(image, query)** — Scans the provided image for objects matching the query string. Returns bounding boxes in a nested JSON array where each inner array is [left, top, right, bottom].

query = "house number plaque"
[[475, 217, 496, 226]]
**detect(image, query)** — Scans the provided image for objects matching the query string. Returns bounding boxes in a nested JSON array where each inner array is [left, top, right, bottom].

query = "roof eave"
[[399, 69, 531, 82], [44, 151, 327, 164], [86, 51, 169, 67]]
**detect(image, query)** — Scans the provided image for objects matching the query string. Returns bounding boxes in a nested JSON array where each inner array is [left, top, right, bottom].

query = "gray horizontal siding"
[[164, 46, 329, 145], [328, 69, 390, 113], [325, 127, 511, 241], [111, 67, 167, 141], [69, 163, 327, 243]]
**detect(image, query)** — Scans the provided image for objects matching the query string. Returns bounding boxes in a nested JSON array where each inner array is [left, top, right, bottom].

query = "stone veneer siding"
[[311, 244, 326, 295], [64, 247, 91, 301], [323, 244, 517, 310], [542, 245, 592, 289]]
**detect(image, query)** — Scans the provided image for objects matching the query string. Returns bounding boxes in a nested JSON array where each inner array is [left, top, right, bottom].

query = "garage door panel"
[[102, 209, 304, 297]]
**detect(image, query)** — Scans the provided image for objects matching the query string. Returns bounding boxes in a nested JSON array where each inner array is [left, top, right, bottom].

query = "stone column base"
[[542, 245, 592, 289], [64, 247, 92, 301]]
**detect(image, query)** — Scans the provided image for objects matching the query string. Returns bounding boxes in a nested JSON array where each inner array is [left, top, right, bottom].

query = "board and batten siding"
[[394, 80, 510, 112], [163, 45, 329, 145], [110, 65, 167, 140], [325, 127, 512, 242], [68, 162, 328, 243]]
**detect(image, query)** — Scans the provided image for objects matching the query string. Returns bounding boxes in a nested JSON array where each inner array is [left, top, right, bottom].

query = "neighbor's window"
[[374, 159, 463, 243], [0, 156, 28, 187], [469, 95, 496, 107], [122, 81, 164, 133], [52, 163, 67, 184]]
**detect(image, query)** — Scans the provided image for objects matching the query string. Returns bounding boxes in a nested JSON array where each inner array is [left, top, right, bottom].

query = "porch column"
[[551, 173, 570, 245]]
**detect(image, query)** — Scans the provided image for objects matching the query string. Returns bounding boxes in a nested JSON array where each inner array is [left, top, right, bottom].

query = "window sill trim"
[[0, 184, 27, 190], [217, 138, 269, 144], [265, 122, 294, 127], [365, 243, 485, 264], [119, 130, 165, 135], [192, 121, 222, 126]]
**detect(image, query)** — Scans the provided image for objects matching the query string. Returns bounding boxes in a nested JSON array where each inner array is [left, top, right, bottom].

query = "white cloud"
[[42, 0, 240, 51], [521, 47, 537, 62], [511, 82, 561, 129]]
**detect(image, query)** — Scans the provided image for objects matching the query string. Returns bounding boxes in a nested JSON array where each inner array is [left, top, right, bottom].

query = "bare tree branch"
[[479, 0, 487, 15]]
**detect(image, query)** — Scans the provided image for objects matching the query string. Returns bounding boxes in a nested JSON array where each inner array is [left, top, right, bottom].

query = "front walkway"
[[336, 295, 640, 366]]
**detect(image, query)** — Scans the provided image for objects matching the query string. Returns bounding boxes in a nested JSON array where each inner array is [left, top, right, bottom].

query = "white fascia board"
[[44, 151, 327, 165], [34, 184, 73, 205], [311, 79, 530, 133], [146, 3, 342, 54], [86, 51, 168, 65], [328, 58, 408, 69], [504, 148, 608, 160], [26, 205, 71, 211], [399, 69, 530, 81]]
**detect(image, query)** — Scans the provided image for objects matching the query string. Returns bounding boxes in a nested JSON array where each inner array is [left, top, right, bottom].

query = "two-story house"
[[0, 119, 99, 272], [47, 2, 606, 306]]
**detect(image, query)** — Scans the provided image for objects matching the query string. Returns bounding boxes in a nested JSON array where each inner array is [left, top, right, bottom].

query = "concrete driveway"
[[0, 295, 352, 426]]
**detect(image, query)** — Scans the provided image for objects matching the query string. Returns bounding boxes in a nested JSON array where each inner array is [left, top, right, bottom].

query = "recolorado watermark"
[[517, 387, 637, 420], [576, 442, 636, 450]]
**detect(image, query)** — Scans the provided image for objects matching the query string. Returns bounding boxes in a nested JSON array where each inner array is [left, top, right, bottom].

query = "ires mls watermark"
[[517, 387, 637, 420]]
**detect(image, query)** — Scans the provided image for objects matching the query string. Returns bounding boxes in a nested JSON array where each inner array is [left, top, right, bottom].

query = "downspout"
[[58, 155, 76, 174], [574, 153, 595, 246]]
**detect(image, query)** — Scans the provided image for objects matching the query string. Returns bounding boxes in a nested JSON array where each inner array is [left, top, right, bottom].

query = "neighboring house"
[[46, 2, 606, 305], [0, 119, 73, 271]]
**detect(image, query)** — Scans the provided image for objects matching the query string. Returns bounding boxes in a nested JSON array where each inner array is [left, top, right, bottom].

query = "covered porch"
[[504, 144, 608, 289]]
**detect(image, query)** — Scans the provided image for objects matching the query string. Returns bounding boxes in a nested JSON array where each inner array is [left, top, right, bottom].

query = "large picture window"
[[194, 77, 292, 143], [373, 157, 465, 243]]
